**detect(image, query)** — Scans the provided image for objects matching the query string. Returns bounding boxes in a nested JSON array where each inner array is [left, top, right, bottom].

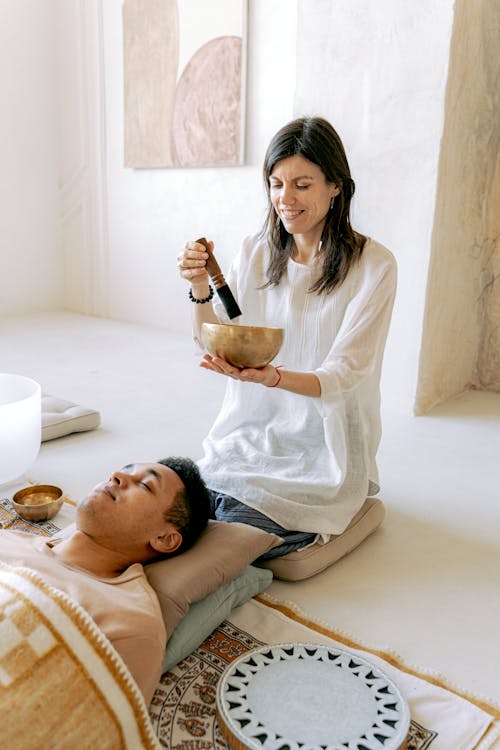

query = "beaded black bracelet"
[[189, 285, 214, 304]]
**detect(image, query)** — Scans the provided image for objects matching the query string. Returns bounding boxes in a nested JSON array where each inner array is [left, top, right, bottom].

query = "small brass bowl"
[[201, 323, 284, 369], [12, 485, 64, 522]]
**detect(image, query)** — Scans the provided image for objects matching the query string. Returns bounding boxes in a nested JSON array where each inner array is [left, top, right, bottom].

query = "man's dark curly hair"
[[156, 456, 210, 554]]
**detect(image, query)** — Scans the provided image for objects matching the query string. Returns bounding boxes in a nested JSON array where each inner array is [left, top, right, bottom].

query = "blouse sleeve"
[[314, 247, 397, 401]]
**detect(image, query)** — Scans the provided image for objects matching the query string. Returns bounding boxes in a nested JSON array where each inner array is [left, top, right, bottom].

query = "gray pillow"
[[163, 565, 273, 672]]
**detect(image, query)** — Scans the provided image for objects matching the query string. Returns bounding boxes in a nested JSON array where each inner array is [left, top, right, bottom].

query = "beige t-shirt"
[[0, 530, 166, 705]]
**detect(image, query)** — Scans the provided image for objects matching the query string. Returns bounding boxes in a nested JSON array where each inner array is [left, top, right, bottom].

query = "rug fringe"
[[474, 723, 500, 750], [255, 592, 500, 721]]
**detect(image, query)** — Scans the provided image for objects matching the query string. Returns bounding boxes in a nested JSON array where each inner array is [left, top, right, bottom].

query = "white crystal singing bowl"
[[0, 373, 41, 485]]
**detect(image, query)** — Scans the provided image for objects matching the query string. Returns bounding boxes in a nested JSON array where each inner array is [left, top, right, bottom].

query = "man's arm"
[[112, 635, 164, 705]]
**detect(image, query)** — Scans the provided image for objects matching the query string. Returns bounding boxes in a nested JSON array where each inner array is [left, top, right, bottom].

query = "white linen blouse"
[[197, 233, 397, 536]]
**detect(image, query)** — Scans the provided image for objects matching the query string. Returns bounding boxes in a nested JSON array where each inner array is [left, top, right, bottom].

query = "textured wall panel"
[[415, 0, 500, 412]]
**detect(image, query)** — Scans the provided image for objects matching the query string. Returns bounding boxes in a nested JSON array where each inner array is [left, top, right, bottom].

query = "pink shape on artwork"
[[172, 36, 243, 167]]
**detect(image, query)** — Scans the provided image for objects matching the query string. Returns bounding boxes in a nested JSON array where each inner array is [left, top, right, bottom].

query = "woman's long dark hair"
[[260, 116, 366, 294]]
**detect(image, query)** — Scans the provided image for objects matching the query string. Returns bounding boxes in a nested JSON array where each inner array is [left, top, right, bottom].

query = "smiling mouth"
[[280, 210, 303, 220]]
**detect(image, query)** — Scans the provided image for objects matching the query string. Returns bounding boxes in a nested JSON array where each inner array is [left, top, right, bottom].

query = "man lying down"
[[0, 457, 211, 704]]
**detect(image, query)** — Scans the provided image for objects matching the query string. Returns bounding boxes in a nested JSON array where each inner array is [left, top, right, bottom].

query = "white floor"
[[2, 312, 499, 708]]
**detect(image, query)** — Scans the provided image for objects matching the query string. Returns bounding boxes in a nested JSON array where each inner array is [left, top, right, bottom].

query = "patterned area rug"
[[0, 497, 62, 535], [153, 620, 435, 749], [153, 620, 430, 749], [151, 622, 257, 748], [152, 597, 500, 750]]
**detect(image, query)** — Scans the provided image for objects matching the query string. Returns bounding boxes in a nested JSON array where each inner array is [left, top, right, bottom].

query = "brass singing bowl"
[[201, 323, 284, 369], [12, 484, 64, 522]]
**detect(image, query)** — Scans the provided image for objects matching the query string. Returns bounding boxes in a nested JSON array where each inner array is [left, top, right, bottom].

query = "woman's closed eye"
[[270, 181, 311, 191], [139, 480, 154, 493]]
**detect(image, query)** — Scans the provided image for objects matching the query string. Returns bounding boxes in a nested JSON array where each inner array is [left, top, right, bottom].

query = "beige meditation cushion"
[[42, 395, 101, 442], [257, 497, 385, 581]]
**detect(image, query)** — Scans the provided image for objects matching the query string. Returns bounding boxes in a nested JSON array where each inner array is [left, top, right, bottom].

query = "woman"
[[177, 116, 397, 559]]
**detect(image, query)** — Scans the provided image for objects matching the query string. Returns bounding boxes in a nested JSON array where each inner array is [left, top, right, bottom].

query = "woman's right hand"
[[177, 239, 211, 287], [178, 239, 219, 334]]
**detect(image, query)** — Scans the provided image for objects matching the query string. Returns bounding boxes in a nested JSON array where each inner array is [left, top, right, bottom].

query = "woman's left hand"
[[200, 355, 279, 387]]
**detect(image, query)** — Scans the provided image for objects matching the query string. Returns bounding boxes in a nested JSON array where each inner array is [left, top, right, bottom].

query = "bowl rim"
[[201, 322, 284, 333], [12, 484, 64, 507]]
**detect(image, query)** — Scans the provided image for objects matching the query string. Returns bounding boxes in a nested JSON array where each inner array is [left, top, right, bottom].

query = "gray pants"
[[208, 490, 316, 560]]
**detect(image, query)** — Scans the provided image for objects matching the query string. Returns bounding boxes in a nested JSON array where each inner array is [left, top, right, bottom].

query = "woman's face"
[[269, 155, 340, 241]]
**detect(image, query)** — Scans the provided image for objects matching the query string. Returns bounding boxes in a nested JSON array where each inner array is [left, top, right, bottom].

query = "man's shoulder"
[[112, 565, 164, 620]]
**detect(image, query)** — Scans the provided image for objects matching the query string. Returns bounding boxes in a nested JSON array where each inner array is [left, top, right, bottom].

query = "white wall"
[[294, 0, 455, 414], [4, 1, 473, 417], [99, 0, 297, 332], [0, 0, 62, 315]]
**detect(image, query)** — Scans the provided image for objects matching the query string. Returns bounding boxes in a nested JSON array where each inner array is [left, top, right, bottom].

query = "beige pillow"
[[257, 498, 385, 581], [42, 395, 101, 442], [145, 520, 282, 637]]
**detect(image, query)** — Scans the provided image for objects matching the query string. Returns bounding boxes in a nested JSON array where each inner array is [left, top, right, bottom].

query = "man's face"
[[77, 462, 184, 559]]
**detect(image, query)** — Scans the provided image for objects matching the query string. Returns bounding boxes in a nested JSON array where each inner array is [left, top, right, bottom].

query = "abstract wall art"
[[123, 0, 247, 168]]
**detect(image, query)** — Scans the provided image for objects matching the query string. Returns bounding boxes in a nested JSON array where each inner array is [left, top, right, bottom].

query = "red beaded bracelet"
[[268, 366, 283, 388]]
